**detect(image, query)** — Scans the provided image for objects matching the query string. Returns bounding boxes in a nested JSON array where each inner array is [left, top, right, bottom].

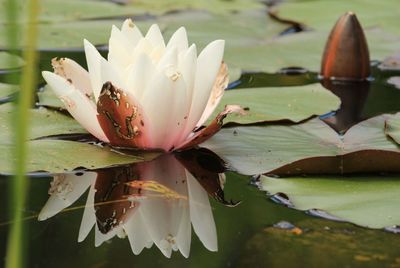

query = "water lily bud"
[[320, 12, 370, 80]]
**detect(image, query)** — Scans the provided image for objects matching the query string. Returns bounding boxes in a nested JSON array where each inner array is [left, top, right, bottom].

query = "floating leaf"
[[385, 112, 400, 145], [0, 83, 18, 99], [273, 0, 400, 36], [225, 29, 400, 73], [201, 115, 400, 175], [0, 51, 24, 69], [261, 175, 400, 229], [387, 76, 400, 89], [211, 84, 340, 124], [0, 140, 141, 174], [0, 105, 143, 174]]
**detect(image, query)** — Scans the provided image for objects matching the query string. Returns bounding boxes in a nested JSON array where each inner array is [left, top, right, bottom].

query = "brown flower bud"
[[320, 12, 370, 80]]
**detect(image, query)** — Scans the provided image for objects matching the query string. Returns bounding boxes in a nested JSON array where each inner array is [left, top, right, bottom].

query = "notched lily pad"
[[201, 114, 400, 176], [211, 83, 340, 124], [261, 175, 400, 229]]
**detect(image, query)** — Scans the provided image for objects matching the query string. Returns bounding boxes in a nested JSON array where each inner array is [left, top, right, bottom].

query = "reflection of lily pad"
[[273, 0, 400, 35], [212, 84, 340, 124], [0, 105, 142, 174], [261, 175, 400, 229], [201, 115, 400, 175], [385, 112, 400, 145], [225, 30, 400, 73], [387, 76, 400, 89]]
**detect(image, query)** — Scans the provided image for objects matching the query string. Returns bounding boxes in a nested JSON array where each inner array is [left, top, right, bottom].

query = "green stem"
[[5, 1, 40, 268]]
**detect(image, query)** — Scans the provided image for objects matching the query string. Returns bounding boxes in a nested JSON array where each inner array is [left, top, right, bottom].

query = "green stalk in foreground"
[[5, 0, 40, 267]]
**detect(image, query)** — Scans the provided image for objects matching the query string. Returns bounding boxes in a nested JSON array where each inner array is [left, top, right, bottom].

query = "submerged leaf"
[[261, 175, 400, 229], [201, 114, 400, 176]]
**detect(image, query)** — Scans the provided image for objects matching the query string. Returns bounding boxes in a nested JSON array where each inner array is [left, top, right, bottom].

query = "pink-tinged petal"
[[125, 53, 155, 100], [51, 57, 92, 97], [166, 27, 188, 53], [196, 62, 229, 128], [145, 24, 165, 48], [84, 39, 103, 102], [186, 172, 218, 252], [181, 40, 225, 141], [108, 25, 132, 71], [96, 81, 151, 149], [141, 64, 189, 151], [177, 105, 245, 150], [42, 71, 109, 142], [121, 19, 143, 47]]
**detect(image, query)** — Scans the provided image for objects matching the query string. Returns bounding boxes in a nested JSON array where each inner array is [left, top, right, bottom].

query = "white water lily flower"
[[42, 19, 236, 151]]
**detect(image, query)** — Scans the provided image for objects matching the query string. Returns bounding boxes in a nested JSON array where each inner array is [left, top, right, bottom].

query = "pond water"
[[1, 65, 400, 267]]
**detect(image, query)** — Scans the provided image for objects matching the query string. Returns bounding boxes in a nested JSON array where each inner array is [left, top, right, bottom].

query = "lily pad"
[[0, 51, 24, 69], [125, 0, 264, 15], [0, 105, 142, 174], [261, 175, 400, 229], [387, 76, 400, 89], [273, 0, 400, 36], [212, 84, 340, 124], [201, 114, 400, 176], [0, 83, 18, 99], [0, 140, 141, 174], [385, 112, 400, 145], [225, 29, 400, 73]]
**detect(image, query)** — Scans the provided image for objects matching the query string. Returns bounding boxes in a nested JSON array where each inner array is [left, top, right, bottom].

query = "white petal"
[[38, 172, 96, 221], [166, 27, 188, 53], [175, 204, 191, 258], [196, 62, 228, 128], [78, 184, 96, 242], [145, 24, 165, 48], [108, 25, 132, 71], [84, 39, 103, 102], [131, 37, 154, 64], [42, 71, 109, 142], [181, 40, 225, 140], [125, 209, 154, 255], [51, 58, 92, 96], [140, 65, 189, 150], [121, 19, 143, 47], [157, 46, 178, 70], [100, 57, 125, 90], [95, 225, 119, 247], [125, 53, 155, 100], [187, 172, 218, 252]]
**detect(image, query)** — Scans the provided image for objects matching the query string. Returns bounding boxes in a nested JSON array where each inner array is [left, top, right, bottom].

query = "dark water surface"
[[1, 65, 400, 268]]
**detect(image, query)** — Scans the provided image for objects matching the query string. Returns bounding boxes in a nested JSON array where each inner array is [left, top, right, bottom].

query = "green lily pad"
[[225, 29, 400, 73], [0, 83, 18, 99], [0, 139, 141, 174], [125, 0, 264, 15], [261, 175, 400, 229], [385, 112, 400, 145], [0, 51, 24, 69], [0, 105, 142, 174], [273, 0, 400, 36], [201, 114, 400, 176], [212, 84, 340, 124]]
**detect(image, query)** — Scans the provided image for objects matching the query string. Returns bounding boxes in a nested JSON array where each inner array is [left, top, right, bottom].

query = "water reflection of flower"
[[41, 19, 242, 152], [39, 153, 234, 258]]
